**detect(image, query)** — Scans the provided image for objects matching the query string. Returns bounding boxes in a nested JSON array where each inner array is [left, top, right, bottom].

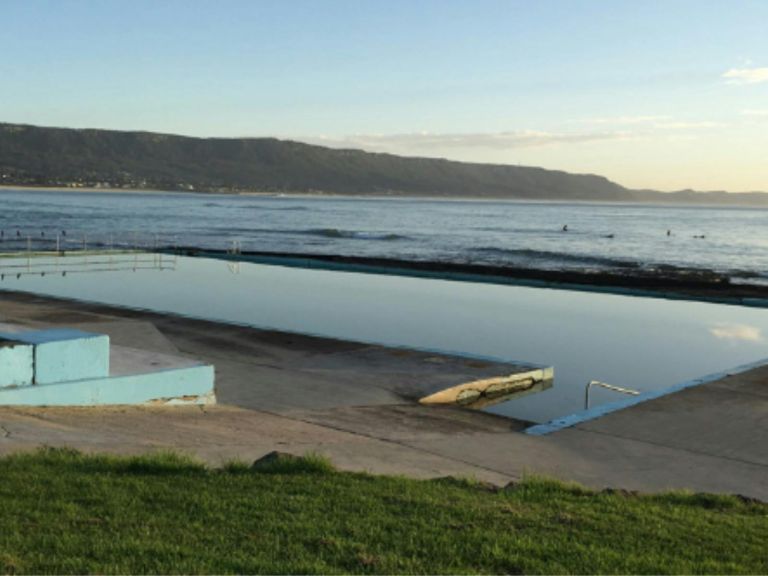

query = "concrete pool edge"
[[525, 355, 768, 436]]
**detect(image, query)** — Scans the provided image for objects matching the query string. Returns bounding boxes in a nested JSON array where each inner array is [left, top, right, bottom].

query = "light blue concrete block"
[[0, 325, 215, 406], [0, 339, 34, 388], [0, 364, 215, 406], [0, 329, 110, 385]]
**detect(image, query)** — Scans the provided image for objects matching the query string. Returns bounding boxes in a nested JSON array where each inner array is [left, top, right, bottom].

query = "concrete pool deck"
[[0, 290, 766, 500]]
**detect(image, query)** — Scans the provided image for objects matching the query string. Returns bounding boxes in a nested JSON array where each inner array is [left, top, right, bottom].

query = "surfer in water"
[[562, 224, 568, 232]]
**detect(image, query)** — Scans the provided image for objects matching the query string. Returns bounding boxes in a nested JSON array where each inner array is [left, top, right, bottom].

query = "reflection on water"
[[2, 256, 768, 423], [709, 323, 763, 342], [0, 252, 175, 279]]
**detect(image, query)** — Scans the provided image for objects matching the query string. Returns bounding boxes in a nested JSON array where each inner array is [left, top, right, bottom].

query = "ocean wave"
[[472, 247, 641, 269], [274, 206, 311, 211], [303, 228, 407, 241], [731, 276, 768, 287], [473, 225, 596, 235], [727, 269, 768, 279], [213, 226, 408, 241], [244, 205, 311, 212], [473, 226, 541, 233], [204, 202, 310, 211]]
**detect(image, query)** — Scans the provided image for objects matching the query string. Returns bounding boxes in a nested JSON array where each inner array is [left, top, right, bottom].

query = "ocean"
[[0, 189, 767, 283]]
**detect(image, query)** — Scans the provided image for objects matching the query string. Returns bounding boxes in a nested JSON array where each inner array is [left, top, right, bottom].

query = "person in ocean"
[[562, 224, 568, 232]]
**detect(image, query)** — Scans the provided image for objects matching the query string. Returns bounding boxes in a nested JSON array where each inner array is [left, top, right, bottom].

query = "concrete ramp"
[[274, 345, 553, 410]]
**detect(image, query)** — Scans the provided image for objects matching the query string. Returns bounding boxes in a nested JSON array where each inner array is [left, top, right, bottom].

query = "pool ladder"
[[585, 380, 640, 409]]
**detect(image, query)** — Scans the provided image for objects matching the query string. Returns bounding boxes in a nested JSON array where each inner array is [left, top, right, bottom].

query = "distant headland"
[[1, 122, 766, 205]]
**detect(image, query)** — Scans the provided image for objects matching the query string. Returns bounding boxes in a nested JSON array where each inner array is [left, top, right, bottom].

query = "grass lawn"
[[0, 448, 765, 574]]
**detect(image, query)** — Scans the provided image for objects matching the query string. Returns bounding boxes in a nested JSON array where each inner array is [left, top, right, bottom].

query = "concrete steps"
[[0, 324, 214, 406]]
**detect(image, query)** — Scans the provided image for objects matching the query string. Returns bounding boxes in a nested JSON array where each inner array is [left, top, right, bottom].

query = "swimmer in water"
[[562, 224, 568, 232]]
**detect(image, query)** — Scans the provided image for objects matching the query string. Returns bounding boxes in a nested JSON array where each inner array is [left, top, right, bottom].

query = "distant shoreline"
[[0, 185, 321, 198], [0, 184, 171, 195], [2, 185, 768, 208]]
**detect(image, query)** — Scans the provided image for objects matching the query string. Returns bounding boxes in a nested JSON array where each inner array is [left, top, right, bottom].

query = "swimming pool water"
[[2, 254, 767, 423]]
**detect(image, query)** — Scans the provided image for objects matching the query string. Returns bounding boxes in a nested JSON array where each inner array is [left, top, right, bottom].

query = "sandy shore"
[[0, 185, 175, 195], [0, 185, 364, 199], [4, 185, 766, 207]]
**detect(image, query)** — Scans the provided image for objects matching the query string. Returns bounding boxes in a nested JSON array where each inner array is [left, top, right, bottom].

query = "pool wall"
[[169, 250, 768, 309], [0, 340, 34, 387]]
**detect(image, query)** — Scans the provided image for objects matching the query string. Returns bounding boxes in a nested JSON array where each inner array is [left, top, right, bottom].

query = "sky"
[[1, 0, 767, 192]]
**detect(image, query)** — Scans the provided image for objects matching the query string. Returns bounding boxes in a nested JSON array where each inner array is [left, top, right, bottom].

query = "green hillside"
[[1, 122, 766, 204]]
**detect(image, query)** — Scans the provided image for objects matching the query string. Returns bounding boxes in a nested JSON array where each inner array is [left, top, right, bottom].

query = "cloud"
[[653, 121, 725, 129], [722, 67, 768, 85], [575, 116, 724, 131], [306, 130, 629, 151], [302, 117, 724, 155], [709, 323, 763, 342], [741, 109, 768, 116], [578, 115, 670, 125]]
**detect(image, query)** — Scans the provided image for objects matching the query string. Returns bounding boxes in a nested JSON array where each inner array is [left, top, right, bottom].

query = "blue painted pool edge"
[[525, 356, 768, 436], [0, 364, 215, 406]]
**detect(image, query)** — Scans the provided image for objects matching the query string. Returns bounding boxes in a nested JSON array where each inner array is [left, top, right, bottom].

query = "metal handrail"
[[0, 231, 181, 281], [0, 231, 172, 254], [0, 265, 176, 280], [585, 380, 640, 409]]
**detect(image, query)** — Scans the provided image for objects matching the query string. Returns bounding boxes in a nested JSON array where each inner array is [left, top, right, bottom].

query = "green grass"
[[0, 448, 765, 574]]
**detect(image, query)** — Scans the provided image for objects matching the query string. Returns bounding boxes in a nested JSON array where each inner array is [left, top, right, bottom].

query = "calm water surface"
[[2, 255, 767, 423]]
